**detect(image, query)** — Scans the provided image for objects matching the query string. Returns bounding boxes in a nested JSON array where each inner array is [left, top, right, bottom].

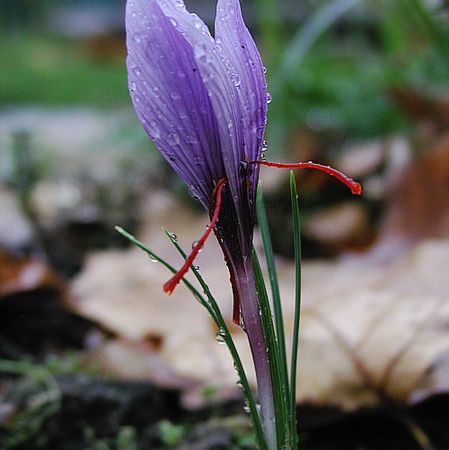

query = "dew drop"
[[170, 91, 181, 101], [186, 135, 198, 144], [267, 92, 272, 104], [243, 402, 251, 413], [169, 17, 178, 27], [129, 81, 137, 92], [168, 232, 178, 241], [133, 67, 142, 77], [256, 125, 265, 139], [148, 121, 160, 139], [149, 254, 158, 263], [262, 140, 268, 152], [194, 43, 207, 61], [263, 66, 268, 74], [231, 73, 241, 87], [133, 33, 143, 43], [239, 315, 246, 330], [191, 14, 203, 29], [167, 132, 180, 145], [215, 328, 226, 344]]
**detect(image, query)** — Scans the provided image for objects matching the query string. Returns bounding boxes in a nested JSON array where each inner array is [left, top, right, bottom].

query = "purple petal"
[[155, 0, 247, 211], [126, 0, 225, 206], [215, 0, 268, 204]]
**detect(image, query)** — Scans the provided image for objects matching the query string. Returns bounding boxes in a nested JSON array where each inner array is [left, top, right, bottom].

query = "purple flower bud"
[[126, 0, 268, 322]]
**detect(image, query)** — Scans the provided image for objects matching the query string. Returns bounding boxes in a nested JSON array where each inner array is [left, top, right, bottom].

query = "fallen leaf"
[[0, 251, 60, 299], [70, 191, 449, 412], [377, 132, 449, 250]]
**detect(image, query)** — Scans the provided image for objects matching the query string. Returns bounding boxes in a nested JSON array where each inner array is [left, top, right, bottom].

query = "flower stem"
[[237, 258, 277, 450]]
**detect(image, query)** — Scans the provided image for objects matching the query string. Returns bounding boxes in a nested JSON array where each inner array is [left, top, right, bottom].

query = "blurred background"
[[0, 1, 448, 449]]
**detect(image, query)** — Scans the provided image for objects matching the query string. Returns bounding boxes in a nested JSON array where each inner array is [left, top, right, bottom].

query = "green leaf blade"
[[289, 172, 302, 448], [252, 249, 291, 449]]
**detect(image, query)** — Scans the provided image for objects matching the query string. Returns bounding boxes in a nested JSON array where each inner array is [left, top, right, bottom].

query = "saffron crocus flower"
[[126, 1, 361, 447], [126, 0, 267, 314], [126, 0, 276, 444]]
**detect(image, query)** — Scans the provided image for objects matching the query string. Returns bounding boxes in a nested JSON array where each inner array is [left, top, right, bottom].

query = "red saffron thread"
[[163, 178, 227, 294], [251, 160, 363, 195]]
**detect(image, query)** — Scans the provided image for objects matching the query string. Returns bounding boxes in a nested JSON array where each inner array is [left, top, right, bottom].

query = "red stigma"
[[163, 178, 227, 294], [251, 160, 363, 195]]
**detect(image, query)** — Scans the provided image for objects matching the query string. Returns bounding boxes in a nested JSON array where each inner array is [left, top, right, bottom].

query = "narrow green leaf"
[[114, 227, 213, 316], [252, 249, 290, 448], [162, 228, 268, 450], [163, 234, 267, 450], [256, 187, 291, 416], [116, 226, 267, 450], [289, 172, 302, 448]]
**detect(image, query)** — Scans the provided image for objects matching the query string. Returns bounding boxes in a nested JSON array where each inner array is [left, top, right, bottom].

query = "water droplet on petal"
[[129, 81, 137, 91], [194, 43, 207, 61], [175, 0, 185, 9], [170, 91, 181, 101], [267, 92, 272, 104], [263, 66, 268, 74], [231, 73, 241, 87], [133, 67, 142, 77], [186, 135, 198, 144], [191, 14, 203, 29], [169, 17, 178, 27], [147, 121, 160, 139], [167, 132, 180, 145], [133, 33, 143, 43]]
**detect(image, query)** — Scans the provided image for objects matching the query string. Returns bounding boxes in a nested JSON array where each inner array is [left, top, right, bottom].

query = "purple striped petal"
[[155, 0, 254, 213], [215, 0, 268, 208], [126, 0, 225, 206], [126, 0, 268, 252]]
